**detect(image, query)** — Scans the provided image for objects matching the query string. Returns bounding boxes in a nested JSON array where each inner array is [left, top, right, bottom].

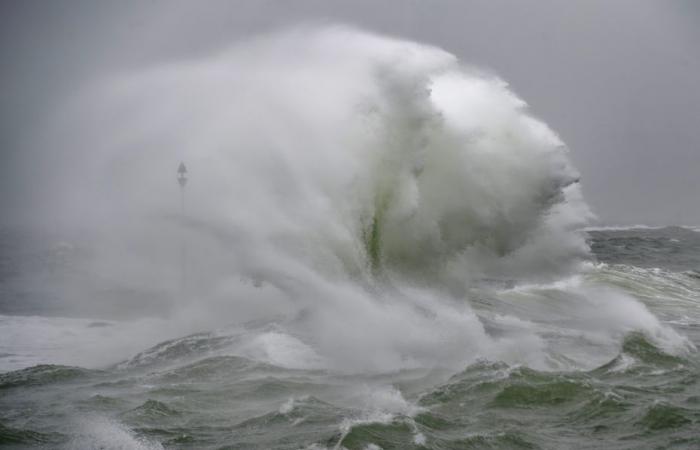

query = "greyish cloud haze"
[[1, 0, 699, 225]]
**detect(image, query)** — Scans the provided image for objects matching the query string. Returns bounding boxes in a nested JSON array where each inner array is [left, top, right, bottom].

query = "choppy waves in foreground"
[[1, 25, 699, 449]]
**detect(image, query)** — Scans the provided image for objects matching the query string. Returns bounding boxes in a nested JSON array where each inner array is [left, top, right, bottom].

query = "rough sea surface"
[[1, 226, 699, 450], [2, 27, 699, 450]]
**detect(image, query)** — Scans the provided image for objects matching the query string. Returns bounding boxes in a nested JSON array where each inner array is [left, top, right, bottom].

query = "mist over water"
[[20, 26, 690, 372], [31, 26, 599, 368], [2, 27, 698, 449]]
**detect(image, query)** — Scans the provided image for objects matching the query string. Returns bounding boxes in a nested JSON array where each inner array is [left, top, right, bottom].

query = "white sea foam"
[[0, 315, 173, 372], [19, 26, 686, 375], [67, 417, 163, 450]]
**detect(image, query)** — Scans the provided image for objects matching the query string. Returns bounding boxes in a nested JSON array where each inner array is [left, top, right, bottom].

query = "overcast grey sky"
[[1, 0, 699, 226]]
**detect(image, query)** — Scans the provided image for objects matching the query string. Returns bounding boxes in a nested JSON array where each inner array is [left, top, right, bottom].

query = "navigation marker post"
[[177, 162, 188, 294], [177, 162, 188, 214]]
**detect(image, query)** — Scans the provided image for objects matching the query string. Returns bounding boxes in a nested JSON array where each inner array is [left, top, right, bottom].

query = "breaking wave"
[[27, 26, 688, 374]]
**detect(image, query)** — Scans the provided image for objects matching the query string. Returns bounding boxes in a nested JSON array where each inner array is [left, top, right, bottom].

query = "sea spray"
[[3, 26, 699, 450], [23, 26, 683, 374]]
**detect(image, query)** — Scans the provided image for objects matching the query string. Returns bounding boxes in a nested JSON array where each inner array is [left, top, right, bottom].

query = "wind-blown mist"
[[27, 26, 684, 373], [6, 21, 700, 450]]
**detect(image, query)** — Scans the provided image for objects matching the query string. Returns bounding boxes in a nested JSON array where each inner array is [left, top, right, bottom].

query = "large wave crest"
[[34, 26, 631, 372]]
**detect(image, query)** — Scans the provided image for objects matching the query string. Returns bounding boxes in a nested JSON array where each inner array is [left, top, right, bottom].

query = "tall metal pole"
[[177, 162, 188, 294], [180, 183, 185, 216]]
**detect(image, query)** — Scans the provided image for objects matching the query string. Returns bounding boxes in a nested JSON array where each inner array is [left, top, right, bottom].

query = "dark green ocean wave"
[[0, 364, 98, 390], [1, 228, 700, 448], [0, 422, 63, 446]]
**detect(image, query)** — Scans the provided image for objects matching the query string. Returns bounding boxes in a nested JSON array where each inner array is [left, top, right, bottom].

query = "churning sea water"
[[1, 227, 699, 449], [1, 27, 699, 449]]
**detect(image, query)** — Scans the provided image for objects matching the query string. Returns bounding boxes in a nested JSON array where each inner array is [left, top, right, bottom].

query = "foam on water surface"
[[2, 26, 699, 450]]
